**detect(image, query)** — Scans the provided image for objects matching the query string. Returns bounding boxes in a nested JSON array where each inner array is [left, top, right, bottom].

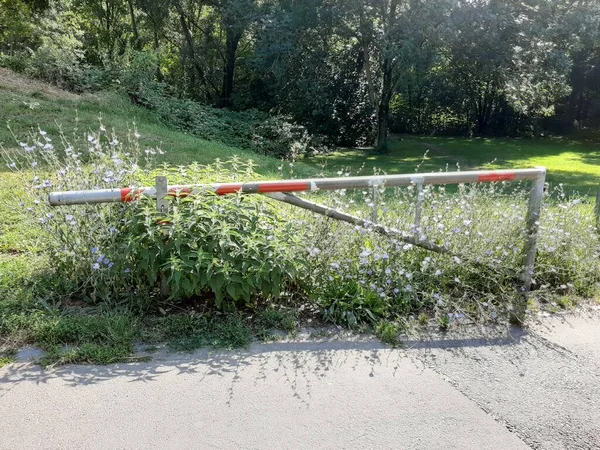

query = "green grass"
[[308, 135, 600, 195], [0, 72, 318, 179]]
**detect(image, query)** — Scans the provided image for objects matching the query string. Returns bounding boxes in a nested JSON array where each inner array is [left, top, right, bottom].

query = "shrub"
[[1, 126, 306, 312], [130, 82, 324, 160]]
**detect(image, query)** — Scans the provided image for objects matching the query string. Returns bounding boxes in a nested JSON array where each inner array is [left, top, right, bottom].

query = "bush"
[[130, 82, 324, 160], [1, 126, 306, 312]]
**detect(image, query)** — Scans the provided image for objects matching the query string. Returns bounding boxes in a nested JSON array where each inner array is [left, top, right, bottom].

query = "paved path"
[[1, 307, 599, 450]]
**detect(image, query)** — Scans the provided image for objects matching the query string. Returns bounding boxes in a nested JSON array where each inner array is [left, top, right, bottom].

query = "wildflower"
[[103, 257, 110, 265], [91, 247, 99, 254], [39, 218, 47, 224], [43, 143, 54, 151], [309, 247, 320, 257], [382, 253, 389, 260], [124, 268, 131, 273], [92, 263, 100, 270], [108, 262, 114, 269], [65, 214, 74, 221], [405, 285, 413, 292], [46, 213, 54, 219], [393, 288, 400, 294], [454, 277, 461, 283], [31, 161, 37, 168], [435, 269, 442, 276], [43, 180, 53, 188], [385, 268, 391, 275], [19, 142, 27, 148], [463, 220, 472, 226], [330, 262, 340, 269]]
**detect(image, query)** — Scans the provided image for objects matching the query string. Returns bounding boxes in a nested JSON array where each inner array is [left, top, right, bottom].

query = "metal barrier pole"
[[414, 177, 424, 233], [156, 176, 168, 213], [514, 167, 546, 324], [156, 176, 169, 298], [371, 186, 379, 223]]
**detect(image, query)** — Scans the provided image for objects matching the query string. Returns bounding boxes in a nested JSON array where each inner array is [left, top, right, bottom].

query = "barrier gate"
[[49, 167, 547, 321]]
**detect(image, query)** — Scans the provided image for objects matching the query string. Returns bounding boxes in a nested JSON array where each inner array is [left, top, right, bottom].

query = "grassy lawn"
[[309, 135, 600, 195]]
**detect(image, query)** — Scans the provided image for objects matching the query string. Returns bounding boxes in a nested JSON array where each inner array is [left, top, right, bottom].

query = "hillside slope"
[[0, 68, 315, 177]]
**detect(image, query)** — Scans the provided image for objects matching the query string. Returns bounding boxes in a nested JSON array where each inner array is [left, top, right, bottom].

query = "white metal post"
[[156, 176, 169, 298], [371, 186, 379, 223], [156, 176, 168, 214], [514, 167, 546, 324], [414, 177, 424, 233]]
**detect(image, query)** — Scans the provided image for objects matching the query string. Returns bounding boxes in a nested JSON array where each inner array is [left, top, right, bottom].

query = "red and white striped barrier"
[[48, 168, 545, 206]]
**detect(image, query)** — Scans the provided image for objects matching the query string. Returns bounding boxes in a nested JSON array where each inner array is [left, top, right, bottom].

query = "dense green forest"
[[1, 0, 600, 153]]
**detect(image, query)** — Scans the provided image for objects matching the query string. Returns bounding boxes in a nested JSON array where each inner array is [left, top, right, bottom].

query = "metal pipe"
[[264, 192, 451, 255], [414, 177, 424, 233], [513, 167, 546, 324], [48, 168, 546, 206]]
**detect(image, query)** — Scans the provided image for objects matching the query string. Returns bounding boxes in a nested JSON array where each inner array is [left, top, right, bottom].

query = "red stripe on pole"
[[215, 183, 243, 195], [478, 172, 516, 182], [258, 182, 310, 193], [168, 187, 192, 198], [121, 188, 133, 202]]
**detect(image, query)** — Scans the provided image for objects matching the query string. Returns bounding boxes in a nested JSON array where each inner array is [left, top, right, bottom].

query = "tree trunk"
[[221, 27, 242, 108], [176, 2, 216, 99], [375, 0, 399, 153], [377, 59, 393, 152], [127, 0, 139, 48]]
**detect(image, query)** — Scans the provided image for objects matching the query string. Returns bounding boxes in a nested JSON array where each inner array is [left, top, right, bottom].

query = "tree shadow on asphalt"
[[0, 325, 529, 403]]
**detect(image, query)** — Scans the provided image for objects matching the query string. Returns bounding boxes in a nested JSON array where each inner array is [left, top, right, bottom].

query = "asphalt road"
[[1, 307, 599, 450]]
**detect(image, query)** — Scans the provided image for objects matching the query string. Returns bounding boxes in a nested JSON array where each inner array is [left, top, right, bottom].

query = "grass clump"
[[375, 320, 402, 347]]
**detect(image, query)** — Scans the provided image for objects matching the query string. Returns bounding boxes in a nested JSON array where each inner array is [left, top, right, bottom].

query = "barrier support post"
[[414, 178, 424, 233], [513, 168, 546, 324], [156, 176, 169, 298], [371, 186, 379, 223]]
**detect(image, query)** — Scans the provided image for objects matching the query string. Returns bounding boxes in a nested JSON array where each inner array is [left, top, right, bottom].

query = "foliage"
[[132, 82, 320, 159], [3, 0, 600, 144], [297, 177, 600, 327], [375, 320, 402, 347], [1, 127, 306, 312], [125, 166, 304, 310]]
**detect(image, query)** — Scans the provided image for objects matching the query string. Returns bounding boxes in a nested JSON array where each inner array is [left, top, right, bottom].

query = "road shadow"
[[0, 325, 529, 402]]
